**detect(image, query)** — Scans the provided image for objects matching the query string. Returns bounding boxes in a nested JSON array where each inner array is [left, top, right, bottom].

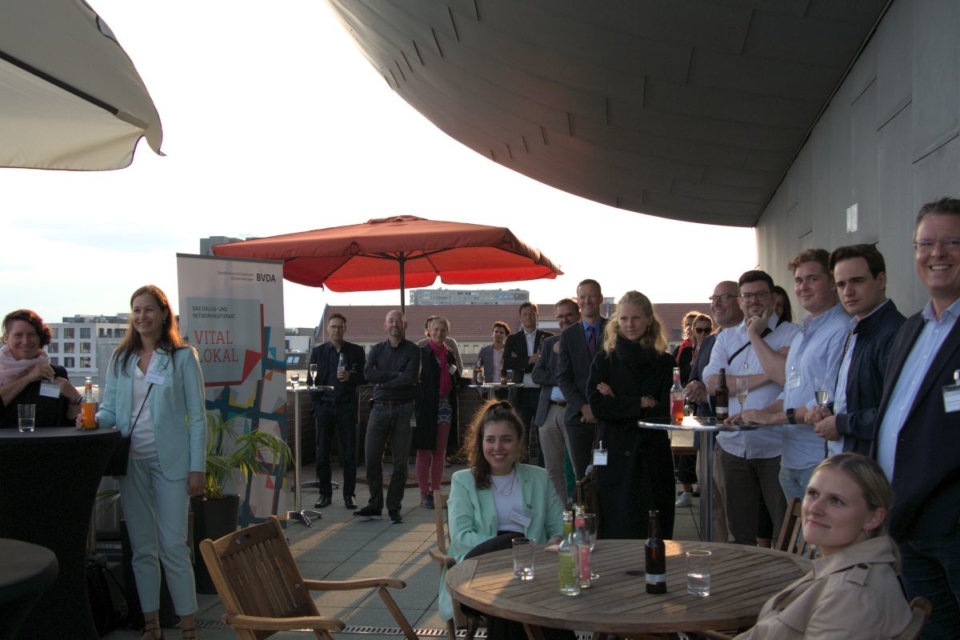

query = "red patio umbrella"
[[211, 216, 563, 311]]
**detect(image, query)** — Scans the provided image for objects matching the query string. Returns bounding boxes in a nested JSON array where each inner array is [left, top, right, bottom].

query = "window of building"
[[50, 327, 59, 339], [64, 357, 75, 368], [63, 327, 75, 339], [51, 357, 59, 366], [80, 328, 91, 339], [48, 343, 59, 354], [116, 329, 126, 338], [79, 357, 91, 368], [80, 342, 91, 354], [64, 343, 76, 354]]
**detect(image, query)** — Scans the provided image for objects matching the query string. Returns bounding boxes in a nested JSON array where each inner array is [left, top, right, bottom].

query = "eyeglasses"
[[914, 237, 960, 255], [693, 327, 711, 334], [328, 324, 346, 331], [738, 291, 771, 303], [709, 294, 735, 304]]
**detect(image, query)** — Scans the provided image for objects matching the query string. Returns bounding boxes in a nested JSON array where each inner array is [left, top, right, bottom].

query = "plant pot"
[[190, 494, 240, 594]]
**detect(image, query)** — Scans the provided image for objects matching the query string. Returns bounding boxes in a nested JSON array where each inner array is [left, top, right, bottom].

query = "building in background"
[[48, 314, 129, 386], [409, 288, 530, 306], [200, 235, 244, 255]]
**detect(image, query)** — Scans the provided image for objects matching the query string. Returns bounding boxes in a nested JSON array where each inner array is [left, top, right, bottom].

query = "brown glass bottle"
[[645, 509, 666, 594], [715, 367, 730, 420]]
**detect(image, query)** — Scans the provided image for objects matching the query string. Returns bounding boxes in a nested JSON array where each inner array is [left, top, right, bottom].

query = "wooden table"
[[0, 538, 59, 640], [446, 539, 809, 637]]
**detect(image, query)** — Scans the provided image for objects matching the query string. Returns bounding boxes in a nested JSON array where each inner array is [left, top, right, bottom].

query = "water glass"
[[18, 404, 36, 433], [290, 373, 300, 390], [512, 537, 536, 581], [686, 550, 712, 597]]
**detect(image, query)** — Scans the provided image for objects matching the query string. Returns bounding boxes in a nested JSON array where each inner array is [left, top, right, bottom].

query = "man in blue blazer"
[[873, 197, 960, 638], [308, 313, 366, 510], [557, 279, 607, 480], [473, 321, 510, 385]]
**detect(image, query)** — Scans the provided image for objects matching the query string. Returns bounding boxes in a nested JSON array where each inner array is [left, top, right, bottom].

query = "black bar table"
[[0, 427, 120, 639]]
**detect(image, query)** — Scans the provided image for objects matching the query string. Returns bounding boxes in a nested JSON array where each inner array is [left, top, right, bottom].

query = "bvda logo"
[[256, 273, 277, 282]]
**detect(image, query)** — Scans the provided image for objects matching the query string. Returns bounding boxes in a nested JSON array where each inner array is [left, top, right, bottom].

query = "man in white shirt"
[[703, 270, 800, 545]]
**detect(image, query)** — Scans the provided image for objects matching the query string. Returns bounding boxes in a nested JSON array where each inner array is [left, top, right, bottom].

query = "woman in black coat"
[[413, 317, 460, 509], [587, 291, 677, 540]]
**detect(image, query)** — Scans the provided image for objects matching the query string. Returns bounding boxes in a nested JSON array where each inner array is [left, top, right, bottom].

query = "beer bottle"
[[475, 361, 485, 385], [645, 509, 666, 594], [670, 367, 684, 424], [81, 376, 97, 429], [715, 368, 730, 420]]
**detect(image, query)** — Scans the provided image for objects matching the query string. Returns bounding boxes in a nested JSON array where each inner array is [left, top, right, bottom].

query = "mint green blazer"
[[97, 346, 207, 480], [438, 463, 564, 621]]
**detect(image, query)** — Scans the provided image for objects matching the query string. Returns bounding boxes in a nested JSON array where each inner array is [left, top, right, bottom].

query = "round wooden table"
[[446, 539, 810, 636], [0, 538, 58, 640]]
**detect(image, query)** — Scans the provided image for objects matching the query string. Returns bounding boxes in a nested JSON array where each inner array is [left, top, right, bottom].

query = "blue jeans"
[[314, 402, 357, 499], [778, 464, 818, 502], [363, 402, 413, 512], [897, 532, 960, 639]]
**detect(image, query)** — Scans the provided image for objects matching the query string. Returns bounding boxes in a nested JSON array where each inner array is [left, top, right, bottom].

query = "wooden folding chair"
[[774, 498, 818, 559], [199, 515, 417, 640], [427, 490, 485, 640]]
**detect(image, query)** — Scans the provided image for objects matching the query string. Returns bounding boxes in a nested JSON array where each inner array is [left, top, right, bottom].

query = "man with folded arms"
[[355, 310, 420, 524], [703, 270, 799, 546]]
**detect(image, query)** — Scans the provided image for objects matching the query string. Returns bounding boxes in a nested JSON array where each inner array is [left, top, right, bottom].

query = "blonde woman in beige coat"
[[732, 453, 912, 640]]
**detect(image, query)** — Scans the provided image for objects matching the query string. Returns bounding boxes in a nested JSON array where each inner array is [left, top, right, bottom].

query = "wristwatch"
[[70, 396, 84, 405], [785, 408, 796, 424]]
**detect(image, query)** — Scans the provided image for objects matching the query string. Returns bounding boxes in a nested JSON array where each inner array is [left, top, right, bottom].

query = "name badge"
[[593, 447, 608, 466], [39, 381, 60, 398], [509, 508, 532, 529], [144, 371, 166, 385], [786, 370, 802, 390], [942, 384, 960, 413]]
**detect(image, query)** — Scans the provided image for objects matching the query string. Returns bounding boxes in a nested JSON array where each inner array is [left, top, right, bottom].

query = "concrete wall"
[[756, 0, 960, 318]]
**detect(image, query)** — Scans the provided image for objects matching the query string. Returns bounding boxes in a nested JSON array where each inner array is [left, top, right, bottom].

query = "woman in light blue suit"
[[439, 400, 570, 639], [93, 285, 206, 640]]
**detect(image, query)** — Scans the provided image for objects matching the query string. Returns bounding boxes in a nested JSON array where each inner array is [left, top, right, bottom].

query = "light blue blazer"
[[438, 463, 564, 621], [97, 347, 207, 480]]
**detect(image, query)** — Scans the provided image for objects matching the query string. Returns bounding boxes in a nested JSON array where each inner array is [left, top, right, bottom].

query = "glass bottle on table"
[[475, 361, 485, 385], [645, 509, 667, 594], [670, 367, 685, 424], [557, 511, 581, 596], [80, 376, 97, 429], [715, 368, 730, 421]]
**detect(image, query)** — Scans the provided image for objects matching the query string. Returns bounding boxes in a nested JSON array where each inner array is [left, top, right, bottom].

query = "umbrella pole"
[[399, 257, 406, 314]]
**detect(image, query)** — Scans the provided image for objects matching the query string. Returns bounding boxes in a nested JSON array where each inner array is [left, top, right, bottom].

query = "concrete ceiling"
[[326, 0, 890, 227]]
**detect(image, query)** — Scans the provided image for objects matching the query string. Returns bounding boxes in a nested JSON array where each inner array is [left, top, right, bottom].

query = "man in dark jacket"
[[308, 313, 366, 510], [808, 245, 905, 455]]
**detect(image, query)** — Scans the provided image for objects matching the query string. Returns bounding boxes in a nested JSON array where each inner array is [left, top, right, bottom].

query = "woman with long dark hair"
[[91, 285, 206, 640]]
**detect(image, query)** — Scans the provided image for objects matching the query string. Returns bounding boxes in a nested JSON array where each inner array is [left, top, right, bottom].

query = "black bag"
[[103, 437, 131, 476], [86, 554, 128, 636]]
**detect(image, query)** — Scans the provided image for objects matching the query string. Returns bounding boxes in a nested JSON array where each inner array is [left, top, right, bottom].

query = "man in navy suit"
[[557, 279, 608, 480], [532, 297, 581, 503], [504, 302, 552, 463], [873, 197, 960, 638], [308, 313, 366, 510]]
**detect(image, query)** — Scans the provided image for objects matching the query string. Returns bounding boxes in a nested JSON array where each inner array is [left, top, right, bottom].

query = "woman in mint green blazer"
[[438, 400, 566, 636], [94, 285, 206, 640]]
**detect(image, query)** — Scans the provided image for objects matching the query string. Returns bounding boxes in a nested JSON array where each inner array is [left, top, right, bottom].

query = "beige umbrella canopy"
[[0, 0, 163, 170]]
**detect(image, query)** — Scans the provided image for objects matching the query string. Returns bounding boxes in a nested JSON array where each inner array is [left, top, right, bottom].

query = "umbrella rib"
[[0, 48, 121, 117]]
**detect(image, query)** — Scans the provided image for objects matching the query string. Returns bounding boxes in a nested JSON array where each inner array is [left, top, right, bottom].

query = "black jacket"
[[833, 300, 905, 454], [412, 343, 461, 451]]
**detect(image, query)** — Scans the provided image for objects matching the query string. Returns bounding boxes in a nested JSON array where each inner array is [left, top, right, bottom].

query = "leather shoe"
[[314, 495, 332, 508], [345, 496, 358, 510]]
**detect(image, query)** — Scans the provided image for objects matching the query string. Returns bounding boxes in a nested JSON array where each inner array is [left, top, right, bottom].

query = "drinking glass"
[[814, 376, 830, 411], [686, 550, 712, 597], [511, 537, 536, 580], [582, 513, 599, 579], [308, 363, 318, 388], [290, 373, 300, 391], [17, 404, 36, 433], [736, 377, 749, 414]]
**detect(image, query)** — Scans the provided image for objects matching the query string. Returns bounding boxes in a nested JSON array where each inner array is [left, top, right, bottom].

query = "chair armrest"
[[429, 548, 456, 569], [224, 613, 345, 632], [303, 577, 406, 591]]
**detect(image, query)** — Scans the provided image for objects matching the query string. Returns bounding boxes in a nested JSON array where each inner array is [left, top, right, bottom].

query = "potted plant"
[[192, 410, 293, 593]]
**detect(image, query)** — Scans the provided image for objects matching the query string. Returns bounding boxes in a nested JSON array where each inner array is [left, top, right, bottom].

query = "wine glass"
[[290, 372, 300, 391], [736, 377, 749, 414], [308, 363, 318, 388], [814, 376, 830, 411]]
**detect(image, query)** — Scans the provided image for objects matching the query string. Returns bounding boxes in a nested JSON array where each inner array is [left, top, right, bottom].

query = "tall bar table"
[[637, 417, 760, 542], [286, 384, 332, 527]]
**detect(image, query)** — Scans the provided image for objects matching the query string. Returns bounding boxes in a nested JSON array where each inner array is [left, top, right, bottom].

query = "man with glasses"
[[702, 271, 799, 546], [684, 281, 744, 541], [873, 197, 960, 636], [308, 313, 366, 510], [735, 250, 850, 501], [532, 298, 582, 504]]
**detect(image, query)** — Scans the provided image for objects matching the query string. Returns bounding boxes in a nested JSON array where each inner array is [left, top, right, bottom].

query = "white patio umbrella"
[[0, 0, 163, 170]]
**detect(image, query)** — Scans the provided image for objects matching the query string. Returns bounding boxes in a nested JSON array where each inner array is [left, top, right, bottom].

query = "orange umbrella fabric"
[[211, 216, 562, 309]]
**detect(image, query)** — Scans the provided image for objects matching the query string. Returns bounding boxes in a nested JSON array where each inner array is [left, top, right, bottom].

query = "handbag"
[[102, 384, 152, 477]]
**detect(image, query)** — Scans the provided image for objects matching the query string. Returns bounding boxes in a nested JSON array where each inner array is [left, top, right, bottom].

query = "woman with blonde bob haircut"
[[588, 291, 676, 539], [728, 453, 912, 639]]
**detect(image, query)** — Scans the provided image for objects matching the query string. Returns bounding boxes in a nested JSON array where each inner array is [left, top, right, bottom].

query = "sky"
[[2, 1, 758, 328]]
